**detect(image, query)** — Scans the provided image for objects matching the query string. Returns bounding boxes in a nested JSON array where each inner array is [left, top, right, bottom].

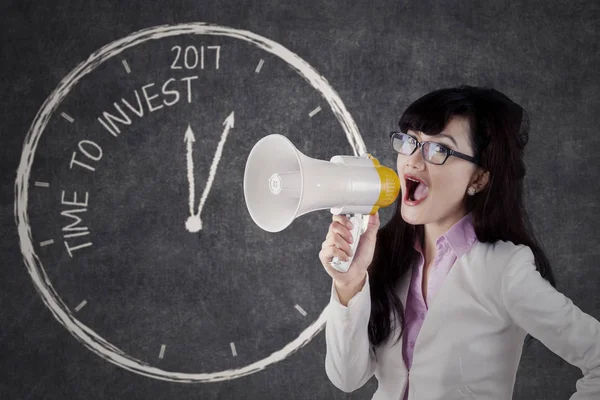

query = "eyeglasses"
[[389, 131, 480, 166]]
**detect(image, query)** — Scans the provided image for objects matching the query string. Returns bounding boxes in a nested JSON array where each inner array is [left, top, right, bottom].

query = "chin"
[[400, 203, 427, 225]]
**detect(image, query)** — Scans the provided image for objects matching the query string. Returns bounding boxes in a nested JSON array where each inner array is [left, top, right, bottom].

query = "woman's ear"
[[471, 169, 490, 192]]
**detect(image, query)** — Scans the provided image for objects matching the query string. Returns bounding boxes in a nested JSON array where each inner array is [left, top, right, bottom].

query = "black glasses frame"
[[389, 131, 480, 166]]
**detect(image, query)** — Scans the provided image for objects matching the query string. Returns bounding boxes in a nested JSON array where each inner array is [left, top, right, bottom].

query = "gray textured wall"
[[1, 0, 599, 399]]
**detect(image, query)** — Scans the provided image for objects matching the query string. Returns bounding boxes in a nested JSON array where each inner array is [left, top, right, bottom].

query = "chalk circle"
[[15, 23, 365, 382]]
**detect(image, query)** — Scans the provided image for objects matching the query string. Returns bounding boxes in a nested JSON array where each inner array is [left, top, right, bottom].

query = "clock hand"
[[195, 111, 235, 228], [184, 125, 196, 216], [184, 125, 203, 233]]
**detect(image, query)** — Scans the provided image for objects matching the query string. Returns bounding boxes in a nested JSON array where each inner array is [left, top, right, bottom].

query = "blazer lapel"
[[399, 265, 413, 312], [422, 242, 477, 313], [411, 243, 479, 355], [392, 267, 413, 374]]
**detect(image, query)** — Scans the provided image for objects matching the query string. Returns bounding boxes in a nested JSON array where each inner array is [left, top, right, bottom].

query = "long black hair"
[[367, 85, 556, 348]]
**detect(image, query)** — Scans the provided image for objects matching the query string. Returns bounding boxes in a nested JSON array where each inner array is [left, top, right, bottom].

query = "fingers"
[[319, 245, 351, 264], [323, 230, 353, 257], [319, 216, 356, 268], [332, 214, 354, 230], [320, 214, 380, 281], [326, 219, 354, 248], [328, 220, 354, 243]]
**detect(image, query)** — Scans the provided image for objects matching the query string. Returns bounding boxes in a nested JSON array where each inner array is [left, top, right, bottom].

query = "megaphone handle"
[[330, 214, 367, 273]]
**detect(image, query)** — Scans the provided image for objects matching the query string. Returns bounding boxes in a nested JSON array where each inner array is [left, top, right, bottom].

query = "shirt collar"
[[413, 212, 477, 258]]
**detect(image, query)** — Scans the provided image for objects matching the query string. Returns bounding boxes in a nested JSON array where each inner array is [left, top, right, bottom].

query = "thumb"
[[362, 212, 380, 238]]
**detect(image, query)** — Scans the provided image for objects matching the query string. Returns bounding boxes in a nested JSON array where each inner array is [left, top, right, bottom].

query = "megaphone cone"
[[243, 134, 307, 232]]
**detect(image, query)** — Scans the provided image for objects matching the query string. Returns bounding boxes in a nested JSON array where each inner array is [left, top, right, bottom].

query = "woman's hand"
[[319, 212, 380, 290]]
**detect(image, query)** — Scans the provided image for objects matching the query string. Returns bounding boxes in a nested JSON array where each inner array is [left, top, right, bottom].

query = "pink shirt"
[[402, 212, 477, 400]]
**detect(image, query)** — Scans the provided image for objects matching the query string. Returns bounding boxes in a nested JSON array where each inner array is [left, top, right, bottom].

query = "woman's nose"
[[405, 146, 425, 168]]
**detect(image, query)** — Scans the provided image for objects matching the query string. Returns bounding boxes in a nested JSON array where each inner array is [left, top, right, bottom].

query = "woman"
[[319, 86, 600, 400]]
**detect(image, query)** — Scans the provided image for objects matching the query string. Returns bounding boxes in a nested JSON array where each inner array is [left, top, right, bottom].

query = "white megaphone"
[[243, 134, 400, 273]]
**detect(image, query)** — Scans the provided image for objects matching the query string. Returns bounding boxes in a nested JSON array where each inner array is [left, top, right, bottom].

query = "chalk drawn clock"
[[15, 23, 367, 382]]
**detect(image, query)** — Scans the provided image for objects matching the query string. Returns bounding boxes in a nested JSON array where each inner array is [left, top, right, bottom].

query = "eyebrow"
[[411, 131, 459, 148], [436, 133, 458, 148]]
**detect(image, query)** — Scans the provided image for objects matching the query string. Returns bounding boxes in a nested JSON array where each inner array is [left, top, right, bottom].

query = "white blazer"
[[325, 240, 600, 400]]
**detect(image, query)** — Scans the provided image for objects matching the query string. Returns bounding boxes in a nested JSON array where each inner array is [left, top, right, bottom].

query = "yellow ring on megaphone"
[[367, 155, 401, 215]]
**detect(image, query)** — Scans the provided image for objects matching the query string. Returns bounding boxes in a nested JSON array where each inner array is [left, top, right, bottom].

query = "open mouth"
[[405, 178, 429, 203]]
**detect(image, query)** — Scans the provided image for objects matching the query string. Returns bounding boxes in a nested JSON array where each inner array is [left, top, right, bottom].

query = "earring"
[[467, 186, 477, 196]]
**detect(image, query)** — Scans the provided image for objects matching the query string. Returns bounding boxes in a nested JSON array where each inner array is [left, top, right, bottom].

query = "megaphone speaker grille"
[[243, 135, 303, 232]]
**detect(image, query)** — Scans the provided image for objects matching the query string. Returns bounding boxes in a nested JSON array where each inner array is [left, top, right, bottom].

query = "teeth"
[[406, 177, 428, 187]]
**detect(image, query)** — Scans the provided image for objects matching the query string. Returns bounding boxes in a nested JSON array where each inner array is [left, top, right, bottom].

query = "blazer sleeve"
[[325, 272, 376, 392], [501, 245, 600, 400]]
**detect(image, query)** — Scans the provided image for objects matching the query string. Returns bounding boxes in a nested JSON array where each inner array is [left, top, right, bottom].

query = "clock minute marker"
[[40, 239, 54, 247], [308, 106, 321, 118], [230, 342, 237, 357], [122, 59, 131, 74], [61, 112, 74, 123], [74, 300, 87, 312], [294, 304, 307, 317], [158, 344, 166, 359], [255, 59, 264, 73], [34, 181, 50, 188]]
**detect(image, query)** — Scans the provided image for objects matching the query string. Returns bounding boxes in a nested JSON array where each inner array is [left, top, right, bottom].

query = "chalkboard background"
[[1, 1, 599, 399]]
